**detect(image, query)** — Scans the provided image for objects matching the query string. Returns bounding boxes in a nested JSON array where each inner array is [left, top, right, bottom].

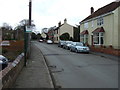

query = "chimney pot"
[[91, 7, 94, 14], [58, 21, 61, 27], [64, 18, 67, 23]]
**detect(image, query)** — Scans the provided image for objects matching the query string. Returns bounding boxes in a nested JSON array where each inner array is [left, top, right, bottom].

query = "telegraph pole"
[[28, 0, 32, 58], [29, 0, 32, 26], [28, 0, 32, 57], [24, 0, 32, 66]]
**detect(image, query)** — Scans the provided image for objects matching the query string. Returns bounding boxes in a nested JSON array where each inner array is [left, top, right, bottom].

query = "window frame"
[[80, 34, 88, 44], [84, 22, 89, 29], [93, 32, 104, 45], [97, 17, 104, 26]]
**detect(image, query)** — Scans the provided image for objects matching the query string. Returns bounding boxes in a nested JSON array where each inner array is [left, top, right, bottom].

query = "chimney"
[[58, 21, 61, 27], [64, 18, 67, 23], [91, 7, 94, 14]]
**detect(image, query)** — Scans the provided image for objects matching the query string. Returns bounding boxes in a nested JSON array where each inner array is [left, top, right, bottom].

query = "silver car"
[[58, 40, 66, 47], [70, 42, 90, 53], [63, 41, 73, 50]]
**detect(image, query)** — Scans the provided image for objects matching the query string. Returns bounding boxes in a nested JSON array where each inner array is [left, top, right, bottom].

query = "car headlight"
[[86, 47, 89, 50], [0, 60, 3, 64]]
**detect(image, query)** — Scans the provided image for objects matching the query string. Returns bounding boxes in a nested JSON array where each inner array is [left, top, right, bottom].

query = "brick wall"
[[0, 53, 24, 89], [90, 45, 120, 56]]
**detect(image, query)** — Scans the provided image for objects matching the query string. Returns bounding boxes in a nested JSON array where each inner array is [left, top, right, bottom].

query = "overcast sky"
[[0, 0, 115, 33]]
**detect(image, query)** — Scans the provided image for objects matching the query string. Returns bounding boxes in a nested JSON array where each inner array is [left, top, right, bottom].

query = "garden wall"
[[0, 53, 24, 89]]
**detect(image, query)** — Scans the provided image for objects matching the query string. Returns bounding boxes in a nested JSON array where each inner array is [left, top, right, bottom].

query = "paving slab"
[[13, 42, 54, 88]]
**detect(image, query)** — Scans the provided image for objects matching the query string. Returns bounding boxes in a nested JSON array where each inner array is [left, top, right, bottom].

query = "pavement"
[[90, 51, 119, 62], [13, 42, 54, 88]]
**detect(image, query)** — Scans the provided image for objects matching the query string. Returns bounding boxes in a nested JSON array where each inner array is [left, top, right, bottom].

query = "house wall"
[[54, 30, 59, 43], [118, 6, 120, 49], [103, 13, 114, 47], [80, 9, 119, 49], [59, 23, 73, 40], [113, 6, 120, 49]]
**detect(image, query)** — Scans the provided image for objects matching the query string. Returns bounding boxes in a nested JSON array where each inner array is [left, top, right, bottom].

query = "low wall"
[[90, 46, 120, 56], [0, 53, 24, 89]]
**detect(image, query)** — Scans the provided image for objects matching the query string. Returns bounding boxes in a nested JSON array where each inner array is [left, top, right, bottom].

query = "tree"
[[1, 23, 12, 30], [19, 19, 35, 30], [42, 28, 48, 34], [31, 32, 37, 40], [1, 23, 13, 40], [59, 33, 70, 40], [37, 33, 42, 39], [20, 19, 33, 26], [14, 25, 24, 40], [69, 37, 73, 41]]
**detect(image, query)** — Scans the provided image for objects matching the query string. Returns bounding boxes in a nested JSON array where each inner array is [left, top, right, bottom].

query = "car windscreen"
[[76, 43, 83, 46]]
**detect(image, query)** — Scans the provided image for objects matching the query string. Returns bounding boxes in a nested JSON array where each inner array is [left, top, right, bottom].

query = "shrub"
[[2, 48, 8, 54], [59, 33, 70, 40]]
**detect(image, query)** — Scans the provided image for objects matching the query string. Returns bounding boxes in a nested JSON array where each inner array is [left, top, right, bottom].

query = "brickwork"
[[90, 45, 120, 56], [0, 53, 24, 89]]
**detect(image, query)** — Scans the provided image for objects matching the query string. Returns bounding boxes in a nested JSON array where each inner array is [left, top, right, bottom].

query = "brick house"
[[79, 0, 120, 56]]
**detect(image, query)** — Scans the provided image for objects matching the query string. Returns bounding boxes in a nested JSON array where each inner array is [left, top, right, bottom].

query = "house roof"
[[81, 1, 120, 22]]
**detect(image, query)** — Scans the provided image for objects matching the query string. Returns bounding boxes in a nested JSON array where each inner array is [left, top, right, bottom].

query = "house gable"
[[80, 1, 120, 23]]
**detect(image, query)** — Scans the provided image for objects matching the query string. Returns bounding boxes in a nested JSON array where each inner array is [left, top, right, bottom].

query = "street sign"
[[26, 26, 32, 33]]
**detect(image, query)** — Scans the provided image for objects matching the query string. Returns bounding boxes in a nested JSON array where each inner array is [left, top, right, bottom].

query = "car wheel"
[[70, 48, 72, 52], [75, 49, 78, 53]]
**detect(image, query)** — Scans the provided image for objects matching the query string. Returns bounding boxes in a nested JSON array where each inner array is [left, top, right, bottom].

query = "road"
[[33, 41, 118, 88]]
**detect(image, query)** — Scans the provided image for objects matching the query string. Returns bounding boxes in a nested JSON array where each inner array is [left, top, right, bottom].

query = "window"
[[80, 34, 88, 44], [80, 34, 84, 42], [97, 17, 104, 26], [84, 22, 88, 29], [93, 32, 104, 45], [91, 20, 94, 28]]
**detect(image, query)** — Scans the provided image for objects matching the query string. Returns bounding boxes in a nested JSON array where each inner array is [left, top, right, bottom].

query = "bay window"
[[93, 32, 104, 45], [80, 34, 88, 44]]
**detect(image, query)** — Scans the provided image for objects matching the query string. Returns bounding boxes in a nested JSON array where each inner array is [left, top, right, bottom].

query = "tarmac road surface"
[[34, 41, 118, 88]]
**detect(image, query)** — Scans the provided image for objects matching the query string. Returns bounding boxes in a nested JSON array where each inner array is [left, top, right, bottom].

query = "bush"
[[2, 48, 8, 54], [59, 33, 70, 40]]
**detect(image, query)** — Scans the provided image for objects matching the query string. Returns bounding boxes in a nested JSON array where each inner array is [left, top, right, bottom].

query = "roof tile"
[[81, 1, 120, 22]]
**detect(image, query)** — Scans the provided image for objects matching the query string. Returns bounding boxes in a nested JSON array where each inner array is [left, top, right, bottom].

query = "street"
[[33, 41, 118, 88]]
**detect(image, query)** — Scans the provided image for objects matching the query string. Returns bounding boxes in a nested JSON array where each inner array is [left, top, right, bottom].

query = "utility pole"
[[24, 0, 32, 66], [28, 0, 32, 58], [29, 0, 32, 26]]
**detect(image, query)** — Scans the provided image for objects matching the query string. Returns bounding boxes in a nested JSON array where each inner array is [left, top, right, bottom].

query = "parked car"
[[70, 42, 90, 53], [0, 41, 10, 46], [47, 40, 53, 44], [63, 41, 73, 50], [58, 40, 66, 47], [39, 39, 43, 42], [0, 55, 9, 70]]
